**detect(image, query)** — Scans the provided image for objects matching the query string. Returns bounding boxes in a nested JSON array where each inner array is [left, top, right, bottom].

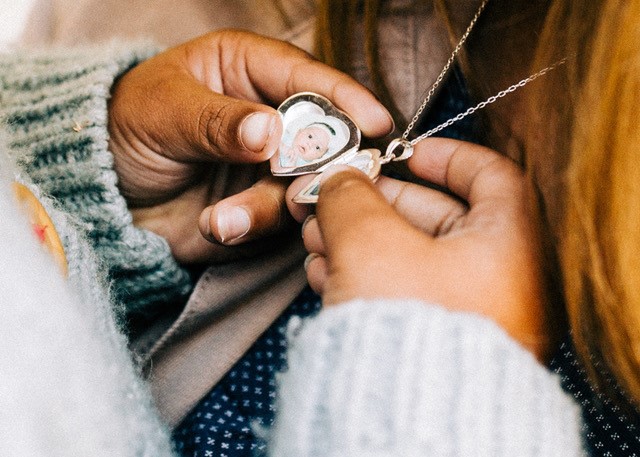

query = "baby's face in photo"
[[292, 126, 330, 161]]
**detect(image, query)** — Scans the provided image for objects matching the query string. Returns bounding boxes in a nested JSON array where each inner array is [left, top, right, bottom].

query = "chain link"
[[385, 0, 564, 162], [408, 58, 566, 145], [401, 0, 489, 140]]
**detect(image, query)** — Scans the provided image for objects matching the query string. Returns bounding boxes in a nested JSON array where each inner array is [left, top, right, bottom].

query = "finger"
[[315, 166, 419, 262], [285, 174, 317, 223], [112, 58, 283, 164], [304, 253, 328, 295], [215, 31, 394, 138], [408, 137, 523, 206], [301, 215, 325, 256], [375, 176, 468, 236], [199, 176, 292, 245]]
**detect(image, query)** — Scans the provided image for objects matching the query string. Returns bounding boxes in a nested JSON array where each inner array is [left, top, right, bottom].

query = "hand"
[[108, 30, 393, 264], [291, 138, 549, 359]]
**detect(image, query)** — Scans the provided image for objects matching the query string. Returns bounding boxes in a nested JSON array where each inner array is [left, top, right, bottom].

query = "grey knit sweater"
[[0, 44, 586, 456], [0, 43, 192, 317], [0, 45, 180, 456]]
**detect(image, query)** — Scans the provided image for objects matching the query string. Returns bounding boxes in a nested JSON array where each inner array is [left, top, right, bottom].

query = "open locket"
[[270, 92, 381, 204]]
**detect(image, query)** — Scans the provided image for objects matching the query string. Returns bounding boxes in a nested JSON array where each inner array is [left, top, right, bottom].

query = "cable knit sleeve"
[[0, 44, 192, 315], [269, 299, 586, 457]]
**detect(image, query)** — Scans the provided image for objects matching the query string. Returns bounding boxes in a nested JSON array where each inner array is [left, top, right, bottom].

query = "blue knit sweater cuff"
[[0, 43, 192, 315]]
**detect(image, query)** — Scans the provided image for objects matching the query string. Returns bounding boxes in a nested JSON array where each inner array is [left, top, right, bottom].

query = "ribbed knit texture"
[[0, 43, 192, 315], [0, 136, 176, 456], [269, 300, 587, 457]]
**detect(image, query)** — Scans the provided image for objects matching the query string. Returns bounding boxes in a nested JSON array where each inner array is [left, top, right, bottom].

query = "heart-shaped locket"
[[270, 92, 361, 176]]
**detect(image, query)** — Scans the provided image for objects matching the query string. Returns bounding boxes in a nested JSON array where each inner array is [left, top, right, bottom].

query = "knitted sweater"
[[268, 300, 586, 456], [0, 43, 192, 317], [0, 45, 181, 455], [0, 45, 586, 455]]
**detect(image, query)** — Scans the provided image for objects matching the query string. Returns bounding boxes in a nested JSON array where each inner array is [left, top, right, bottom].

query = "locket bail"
[[383, 138, 414, 163]]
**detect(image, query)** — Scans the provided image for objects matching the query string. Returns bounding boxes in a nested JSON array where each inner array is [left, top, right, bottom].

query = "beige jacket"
[[21, 0, 480, 427]]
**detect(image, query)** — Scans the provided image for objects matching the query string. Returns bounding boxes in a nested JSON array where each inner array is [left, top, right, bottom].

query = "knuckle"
[[197, 100, 232, 153], [285, 55, 327, 94], [254, 179, 288, 228], [434, 207, 465, 236], [264, 185, 287, 230]]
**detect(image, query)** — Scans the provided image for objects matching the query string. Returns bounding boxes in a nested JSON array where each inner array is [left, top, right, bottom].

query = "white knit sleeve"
[[268, 299, 586, 457]]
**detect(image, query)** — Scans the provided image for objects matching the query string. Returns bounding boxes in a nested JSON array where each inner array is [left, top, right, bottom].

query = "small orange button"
[[12, 182, 68, 277]]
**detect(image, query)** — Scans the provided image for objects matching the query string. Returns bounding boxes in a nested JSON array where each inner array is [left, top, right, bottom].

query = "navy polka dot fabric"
[[550, 340, 640, 456], [172, 287, 321, 457]]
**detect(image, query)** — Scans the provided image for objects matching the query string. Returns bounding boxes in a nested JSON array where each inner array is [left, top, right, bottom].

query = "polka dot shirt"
[[551, 340, 640, 456], [172, 287, 321, 457]]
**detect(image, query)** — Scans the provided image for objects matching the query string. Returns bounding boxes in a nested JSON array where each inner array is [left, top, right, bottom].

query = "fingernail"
[[240, 112, 278, 154], [304, 253, 321, 271], [301, 214, 316, 240], [217, 207, 251, 243], [200, 207, 214, 239], [381, 108, 396, 135], [369, 95, 395, 135]]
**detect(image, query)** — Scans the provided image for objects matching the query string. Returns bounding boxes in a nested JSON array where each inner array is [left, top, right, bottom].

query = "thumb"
[[162, 74, 282, 162], [111, 58, 283, 165], [315, 166, 410, 262]]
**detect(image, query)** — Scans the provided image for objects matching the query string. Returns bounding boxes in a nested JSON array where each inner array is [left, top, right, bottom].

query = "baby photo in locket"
[[270, 92, 361, 176]]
